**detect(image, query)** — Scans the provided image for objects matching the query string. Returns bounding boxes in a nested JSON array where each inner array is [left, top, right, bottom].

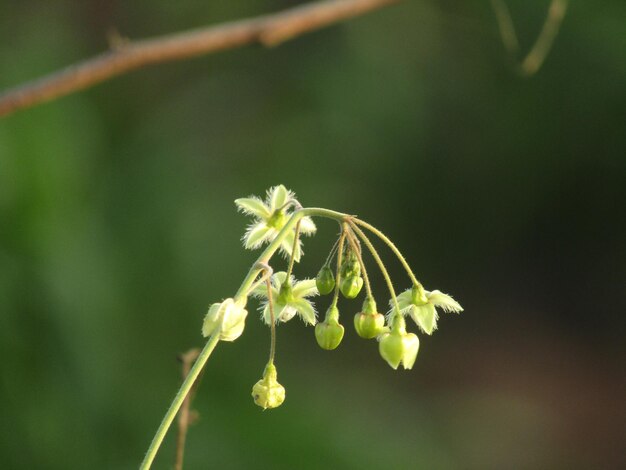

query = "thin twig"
[[0, 0, 398, 117], [490, 0, 569, 77], [175, 348, 201, 470]]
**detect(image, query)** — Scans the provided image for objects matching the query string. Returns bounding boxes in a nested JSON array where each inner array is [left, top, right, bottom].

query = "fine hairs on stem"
[[348, 220, 400, 312], [345, 227, 373, 300], [265, 274, 277, 364], [352, 218, 422, 289]]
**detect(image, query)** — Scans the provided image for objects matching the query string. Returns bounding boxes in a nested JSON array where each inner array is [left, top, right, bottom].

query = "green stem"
[[331, 228, 347, 309], [345, 228, 373, 300], [266, 276, 277, 365], [349, 221, 400, 312], [285, 220, 301, 280], [140, 333, 220, 470], [323, 236, 341, 267], [352, 218, 423, 290], [141, 207, 349, 469], [235, 208, 349, 303]]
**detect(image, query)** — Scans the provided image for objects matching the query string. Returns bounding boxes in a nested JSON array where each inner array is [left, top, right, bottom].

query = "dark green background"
[[1, 1, 624, 469]]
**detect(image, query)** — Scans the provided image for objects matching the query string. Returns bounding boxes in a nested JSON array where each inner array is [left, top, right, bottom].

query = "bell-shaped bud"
[[315, 306, 344, 350], [252, 363, 286, 410], [354, 309, 385, 340], [340, 274, 363, 299], [202, 298, 248, 341], [354, 297, 384, 339], [379, 331, 419, 370], [315, 265, 335, 295]]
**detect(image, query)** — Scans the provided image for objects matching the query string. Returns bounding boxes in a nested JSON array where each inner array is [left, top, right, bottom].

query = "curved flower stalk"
[[140, 185, 463, 470]]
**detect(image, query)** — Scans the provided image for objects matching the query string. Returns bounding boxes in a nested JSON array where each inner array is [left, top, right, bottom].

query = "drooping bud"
[[252, 363, 286, 410], [315, 306, 344, 350], [202, 298, 248, 341], [354, 299, 385, 339], [340, 274, 363, 299], [315, 265, 335, 295], [378, 315, 419, 369], [340, 250, 361, 278]]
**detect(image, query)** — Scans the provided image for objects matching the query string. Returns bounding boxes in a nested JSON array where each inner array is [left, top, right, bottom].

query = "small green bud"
[[315, 307, 344, 350], [340, 250, 361, 278], [252, 363, 286, 410], [379, 330, 419, 370], [340, 274, 363, 299], [354, 312, 385, 339], [316, 265, 335, 295]]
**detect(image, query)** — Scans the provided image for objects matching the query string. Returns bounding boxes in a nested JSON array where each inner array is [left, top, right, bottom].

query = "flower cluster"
[[201, 185, 462, 410]]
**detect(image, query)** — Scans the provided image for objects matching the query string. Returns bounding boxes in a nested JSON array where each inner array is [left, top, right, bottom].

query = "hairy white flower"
[[252, 271, 319, 325], [235, 185, 316, 261], [393, 286, 463, 335]]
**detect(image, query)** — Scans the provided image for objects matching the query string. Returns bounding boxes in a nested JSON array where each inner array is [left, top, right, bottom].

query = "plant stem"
[[142, 207, 349, 469], [174, 348, 201, 470], [140, 333, 220, 470], [285, 220, 302, 280], [235, 207, 349, 303], [345, 228, 373, 300], [266, 276, 277, 365], [349, 221, 400, 312], [323, 235, 341, 267], [352, 218, 422, 290], [331, 228, 347, 309]]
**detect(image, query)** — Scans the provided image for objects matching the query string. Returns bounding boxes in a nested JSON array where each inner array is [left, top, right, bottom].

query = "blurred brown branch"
[[175, 348, 201, 470], [0, 0, 398, 118], [491, 0, 568, 77]]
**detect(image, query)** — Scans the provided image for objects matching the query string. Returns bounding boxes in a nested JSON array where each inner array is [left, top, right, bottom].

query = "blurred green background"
[[1, 1, 624, 469]]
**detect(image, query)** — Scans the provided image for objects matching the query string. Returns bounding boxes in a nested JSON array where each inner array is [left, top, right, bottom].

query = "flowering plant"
[[141, 185, 462, 469]]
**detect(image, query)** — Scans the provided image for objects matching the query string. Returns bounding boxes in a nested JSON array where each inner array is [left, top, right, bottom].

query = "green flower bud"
[[202, 298, 248, 341], [252, 363, 285, 410], [340, 274, 363, 299], [315, 306, 344, 350], [379, 330, 419, 370], [354, 312, 385, 339], [340, 250, 361, 278], [315, 265, 335, 295]]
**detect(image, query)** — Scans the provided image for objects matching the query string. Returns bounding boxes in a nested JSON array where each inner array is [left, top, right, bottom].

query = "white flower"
[[235, 185, 316, 261], [393, 286, 463, 335], [202, 298, 248, 341], [252, 271, 319, 325]]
